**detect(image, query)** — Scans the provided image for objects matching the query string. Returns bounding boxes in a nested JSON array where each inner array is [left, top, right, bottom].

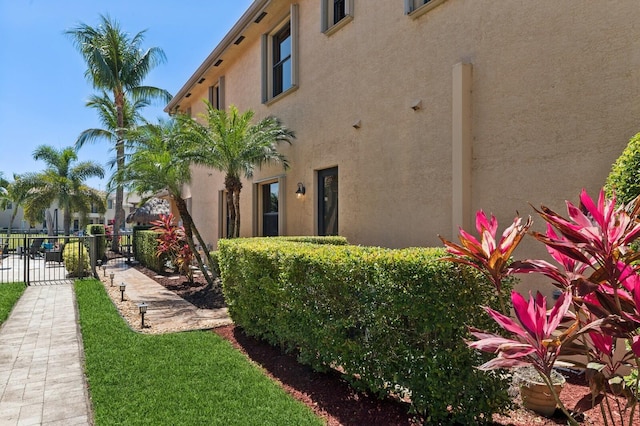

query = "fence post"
[[23, 235, 28, 286]]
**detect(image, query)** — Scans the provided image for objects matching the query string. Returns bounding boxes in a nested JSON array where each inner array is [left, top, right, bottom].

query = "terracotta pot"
[[516, 368, 566, 417]]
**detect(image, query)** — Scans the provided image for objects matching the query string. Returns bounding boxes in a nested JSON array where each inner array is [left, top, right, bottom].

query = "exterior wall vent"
[[214, 59, 223, 67], [234, 35, 245, 45], [254, 11, 267, 23]]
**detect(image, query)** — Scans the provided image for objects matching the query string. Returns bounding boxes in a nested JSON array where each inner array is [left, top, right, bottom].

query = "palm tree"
[[0, 174, 31, 236], [184, 103, 295, 238], [21, 146, 105, 236], [66, 15, 171, 250], [76, 91, 149, 150], [112, 118, 216, 286]]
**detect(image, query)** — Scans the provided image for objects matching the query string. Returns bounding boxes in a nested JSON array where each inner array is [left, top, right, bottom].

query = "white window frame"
[[404, 0, 446, 18], [262, 4, 299, 104], [321, 0, 353, 35]]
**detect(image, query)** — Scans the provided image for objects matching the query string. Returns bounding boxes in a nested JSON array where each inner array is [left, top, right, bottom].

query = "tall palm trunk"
[[112, 93, 126, 251], [174, 196, 215, 287]]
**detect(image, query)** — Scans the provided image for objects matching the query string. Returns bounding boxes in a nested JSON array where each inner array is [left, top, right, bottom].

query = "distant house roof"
[[125, 198, 170, 224]]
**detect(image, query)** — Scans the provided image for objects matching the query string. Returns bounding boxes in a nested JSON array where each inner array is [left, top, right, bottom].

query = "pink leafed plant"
[[447, 189, 640, 425], [440, 210, 532, 314]]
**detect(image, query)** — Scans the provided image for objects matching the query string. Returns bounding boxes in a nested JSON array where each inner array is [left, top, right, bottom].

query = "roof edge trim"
[[165, 0, 271, 113]]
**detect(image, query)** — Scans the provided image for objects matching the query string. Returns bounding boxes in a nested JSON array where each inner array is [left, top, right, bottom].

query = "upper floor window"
[[107, 199, 113, 209], [208, 76, 225, 110], [272, 23, 292, 97], [262, 4, 299, 104], [405, 0, 445, 17], [321, 0, 353, 34]]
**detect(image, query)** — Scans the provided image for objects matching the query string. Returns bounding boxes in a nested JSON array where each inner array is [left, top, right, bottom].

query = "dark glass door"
[[262, 182, 279, 236], [318, 167, 338, 236]]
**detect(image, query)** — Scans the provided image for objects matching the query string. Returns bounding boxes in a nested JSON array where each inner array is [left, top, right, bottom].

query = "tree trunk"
[[112, 90, 126, 252], [174, 196, 215, 287], [224, 175, 242, 238], [45, 210, 54, 236], [63, 207, 71, 236], [233, 188, 241, 238], [226, 189, 235, 239]]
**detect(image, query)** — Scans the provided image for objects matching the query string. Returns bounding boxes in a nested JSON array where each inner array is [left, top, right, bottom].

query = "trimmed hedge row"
[[134, 230, 164, 272], [218, 238, 511, 424]]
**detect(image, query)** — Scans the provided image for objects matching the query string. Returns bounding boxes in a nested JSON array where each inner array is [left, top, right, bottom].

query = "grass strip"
[[75, 280, 323, 426], [0, 283, 25, 325]]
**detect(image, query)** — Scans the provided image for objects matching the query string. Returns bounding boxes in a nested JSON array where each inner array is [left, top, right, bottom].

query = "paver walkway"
[[0, 261, 232, 424], [0, 285, 91, 425]]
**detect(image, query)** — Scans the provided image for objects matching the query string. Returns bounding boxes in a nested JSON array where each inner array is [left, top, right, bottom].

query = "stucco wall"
[[175, 0, 640, 257]]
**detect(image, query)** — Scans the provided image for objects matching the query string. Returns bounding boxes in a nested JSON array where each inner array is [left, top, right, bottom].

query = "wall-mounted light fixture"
[[411, 100, 422, 111], [295, 183, 306, 199], [352, 119, 361, 129]]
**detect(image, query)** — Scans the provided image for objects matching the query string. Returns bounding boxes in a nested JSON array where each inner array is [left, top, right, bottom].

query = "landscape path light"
[[109, 272, 115, 287], [138, 302, 148, 328], [119, 282, 126, 302]]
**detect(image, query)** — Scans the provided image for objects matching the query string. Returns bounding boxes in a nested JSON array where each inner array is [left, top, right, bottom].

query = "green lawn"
[[0, 283, 25, 325], [74, 280, 323, 426]]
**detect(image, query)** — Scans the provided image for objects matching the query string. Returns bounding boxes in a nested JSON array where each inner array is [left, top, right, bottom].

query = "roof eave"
[[164, 0, 271, 113]]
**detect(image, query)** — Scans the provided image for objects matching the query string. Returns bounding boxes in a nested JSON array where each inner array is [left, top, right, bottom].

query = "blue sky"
[[0, 0, 253, 190]]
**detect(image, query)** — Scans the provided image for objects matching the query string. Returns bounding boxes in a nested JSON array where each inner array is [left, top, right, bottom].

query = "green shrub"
[[134, 230, 165, 272], [605, 131, 640, 204], [86, 224, 106, 261], [63, 242, 90, 277], [218, 238, 512, 424], [209, 251, 221, 277]]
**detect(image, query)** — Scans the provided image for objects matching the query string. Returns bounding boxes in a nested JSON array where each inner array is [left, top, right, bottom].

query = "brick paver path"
[[0, 285, 92, 425]]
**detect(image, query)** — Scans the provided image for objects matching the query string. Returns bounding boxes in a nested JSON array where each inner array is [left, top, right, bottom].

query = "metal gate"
[[0, 235, 98, 285]]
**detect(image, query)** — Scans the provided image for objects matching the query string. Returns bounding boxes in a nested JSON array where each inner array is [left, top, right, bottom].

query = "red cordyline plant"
[[440, 210, 532, 314], [151, 213, 194, 284], [445, 189, 640, 426]]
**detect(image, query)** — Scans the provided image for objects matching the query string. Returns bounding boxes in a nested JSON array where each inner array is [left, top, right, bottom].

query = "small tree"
[[605, 131, 640, 205], [184, 103, 295, 238]]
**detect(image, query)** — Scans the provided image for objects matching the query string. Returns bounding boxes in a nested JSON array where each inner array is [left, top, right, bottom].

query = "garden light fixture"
[[295, 182, 306, 199], [119, 282, 126, 302], [138, 302, 148, 328], [102, 264, 107, 277], [109, 272, 115, 287]]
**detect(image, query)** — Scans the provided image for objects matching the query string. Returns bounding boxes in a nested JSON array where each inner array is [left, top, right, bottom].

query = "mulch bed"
[[135, 264, 634, 426]]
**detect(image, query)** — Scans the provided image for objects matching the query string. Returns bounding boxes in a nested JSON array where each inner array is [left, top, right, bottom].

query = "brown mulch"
[[135, 264, 633, 426]]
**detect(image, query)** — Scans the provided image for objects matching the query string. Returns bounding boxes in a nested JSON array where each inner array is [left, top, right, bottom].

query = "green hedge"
[[86, 224, 106, 262], [218, 238, 511, 424], [134, 230, 165, 272]]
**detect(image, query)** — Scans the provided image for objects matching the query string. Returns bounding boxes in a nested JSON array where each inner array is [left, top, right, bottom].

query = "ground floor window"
[[318, 167, 338, 236]]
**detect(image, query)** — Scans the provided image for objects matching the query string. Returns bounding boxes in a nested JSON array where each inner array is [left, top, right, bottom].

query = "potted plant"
[[514, 365, 566, 417]]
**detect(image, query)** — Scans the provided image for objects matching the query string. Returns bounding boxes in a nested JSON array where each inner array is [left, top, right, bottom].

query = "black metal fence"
[[0, 235, 101, 285]]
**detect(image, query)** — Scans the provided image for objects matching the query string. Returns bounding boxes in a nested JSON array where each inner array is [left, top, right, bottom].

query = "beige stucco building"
[[167, 0, 640, 259]]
